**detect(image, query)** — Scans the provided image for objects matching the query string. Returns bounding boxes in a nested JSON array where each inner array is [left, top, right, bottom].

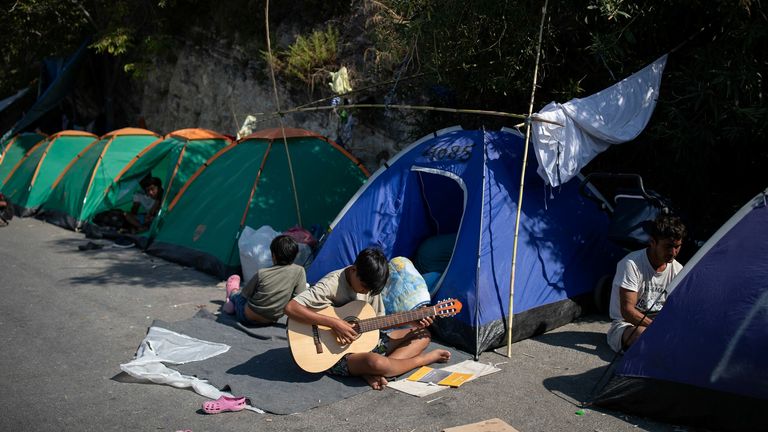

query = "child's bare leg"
[[346, 349, 451, 388], [386, 327, 432, 359]]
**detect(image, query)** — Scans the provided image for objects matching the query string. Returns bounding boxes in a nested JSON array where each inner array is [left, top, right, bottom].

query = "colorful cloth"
[[383, 257, 431, 314]]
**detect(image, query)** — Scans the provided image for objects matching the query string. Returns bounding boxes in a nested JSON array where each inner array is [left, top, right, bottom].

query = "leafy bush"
[[268, 25, 340, 87]]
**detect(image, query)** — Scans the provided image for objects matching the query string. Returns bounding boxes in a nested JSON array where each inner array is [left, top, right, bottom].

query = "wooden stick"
[[507, 0, 549, 358]]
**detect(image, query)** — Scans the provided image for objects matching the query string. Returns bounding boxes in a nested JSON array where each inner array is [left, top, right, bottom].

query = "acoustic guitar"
[[287, 299, 462, 373]]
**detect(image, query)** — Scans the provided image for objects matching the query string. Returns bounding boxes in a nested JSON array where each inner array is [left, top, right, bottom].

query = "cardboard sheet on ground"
[[388, 360, 501, 397], [136, 309, 470, 414]]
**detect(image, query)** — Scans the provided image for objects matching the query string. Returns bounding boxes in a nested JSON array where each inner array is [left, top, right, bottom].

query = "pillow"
[[382, 256, 431, 314]]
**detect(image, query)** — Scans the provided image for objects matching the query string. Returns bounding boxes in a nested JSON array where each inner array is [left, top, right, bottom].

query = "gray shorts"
[[607, 320, 634, 353], [327, 333, 390, 376]]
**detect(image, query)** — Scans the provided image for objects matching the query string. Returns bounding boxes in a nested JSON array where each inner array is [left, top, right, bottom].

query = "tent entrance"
[[393, 168, 465, 291]]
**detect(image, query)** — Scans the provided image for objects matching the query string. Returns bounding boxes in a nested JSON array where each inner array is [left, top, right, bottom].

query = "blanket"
[[133, 309, 469, 414]]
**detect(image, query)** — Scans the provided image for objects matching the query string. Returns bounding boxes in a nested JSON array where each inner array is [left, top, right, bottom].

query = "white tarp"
[[531, 55, 667, 187], [120, 326, 263, 413]]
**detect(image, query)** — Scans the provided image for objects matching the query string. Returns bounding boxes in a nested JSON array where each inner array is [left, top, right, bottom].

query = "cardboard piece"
[[442, 418, 519, 432]]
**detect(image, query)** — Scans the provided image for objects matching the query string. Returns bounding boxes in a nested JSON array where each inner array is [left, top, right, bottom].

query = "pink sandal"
[[202, 395, 247, 414], [225, 275, 240, 300], [222, 275, 241, 314]]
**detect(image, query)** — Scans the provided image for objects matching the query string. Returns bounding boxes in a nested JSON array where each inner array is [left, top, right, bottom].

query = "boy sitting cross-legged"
[[284, 247, 451, 390]]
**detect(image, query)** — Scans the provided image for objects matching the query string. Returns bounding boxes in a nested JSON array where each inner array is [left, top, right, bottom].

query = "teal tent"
[[0, 130, 98, 216], [147, 127, 370, 278], [41, 128, 161, 230], [84, 128, 231, 232], [0, 132, 48, 190]]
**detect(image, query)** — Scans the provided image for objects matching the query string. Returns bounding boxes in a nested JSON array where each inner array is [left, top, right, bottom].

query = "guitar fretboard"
[[356, 306, 437, 333]]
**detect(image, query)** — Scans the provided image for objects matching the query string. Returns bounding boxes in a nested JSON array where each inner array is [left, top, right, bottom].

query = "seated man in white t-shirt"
[[607, 214, 686, 353]]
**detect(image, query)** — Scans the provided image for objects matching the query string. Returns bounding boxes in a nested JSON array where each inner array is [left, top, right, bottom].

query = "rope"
[[248, 103, 561, 127], [507, 0, 549, 358], [265, 0, 302, 228], [239, 60, 566, 130]]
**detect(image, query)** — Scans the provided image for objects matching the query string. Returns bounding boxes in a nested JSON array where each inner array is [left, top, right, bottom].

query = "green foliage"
[[281, 25, 340, 85], [0, 0, 92, 95], [370, 0, 767, 238], [91, 27, 134, 56], [1, 0, 764, 241]]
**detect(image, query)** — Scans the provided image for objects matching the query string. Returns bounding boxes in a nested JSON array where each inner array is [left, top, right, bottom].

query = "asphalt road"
[[0, 218, 690, 432]]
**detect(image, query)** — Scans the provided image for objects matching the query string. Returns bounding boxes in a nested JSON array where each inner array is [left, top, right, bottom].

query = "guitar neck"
[[356, 306, 437, 333]]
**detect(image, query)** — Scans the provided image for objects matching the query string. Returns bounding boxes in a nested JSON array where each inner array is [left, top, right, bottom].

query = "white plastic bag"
[[238, 225, 279, 284]]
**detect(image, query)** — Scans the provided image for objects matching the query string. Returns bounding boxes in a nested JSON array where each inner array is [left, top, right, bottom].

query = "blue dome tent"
[[307, 127, 620, 356]]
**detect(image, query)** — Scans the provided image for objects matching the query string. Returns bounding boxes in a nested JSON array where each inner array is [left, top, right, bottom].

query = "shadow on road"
[[51, 237, 218, 288]]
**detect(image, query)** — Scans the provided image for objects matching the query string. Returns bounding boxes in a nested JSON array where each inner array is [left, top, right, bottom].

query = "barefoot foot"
[[363, 374, 388, 390], [422, 349, 451, 365]]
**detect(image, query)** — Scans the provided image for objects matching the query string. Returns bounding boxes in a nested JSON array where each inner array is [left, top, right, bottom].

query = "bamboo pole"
[[507, 0, 549, 358], [265, 0, 302, 228], [244, 103, 563, 128]]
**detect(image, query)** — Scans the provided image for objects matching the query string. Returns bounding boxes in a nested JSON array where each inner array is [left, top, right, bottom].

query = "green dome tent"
[[42, 128, 231, 230], [0, 132, 48, 190], [88, 128, 232, 233], [41, 127, 161, 230], [147, 127, 370, 279], [0, 130, 98, 216]]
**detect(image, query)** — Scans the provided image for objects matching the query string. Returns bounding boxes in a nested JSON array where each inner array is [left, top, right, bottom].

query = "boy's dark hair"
[[649, 214, 686, 241], [270, 235, 299, 265], [354, 247, 389, 296], [140, 175, 162, 190], [148, 177, 162, 188]]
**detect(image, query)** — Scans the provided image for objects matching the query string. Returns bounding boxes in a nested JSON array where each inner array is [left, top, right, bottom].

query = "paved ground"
[[0, 218, 693, 432]]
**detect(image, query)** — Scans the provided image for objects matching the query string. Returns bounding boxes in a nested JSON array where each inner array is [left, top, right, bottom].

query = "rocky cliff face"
[[138, 39, 415, 173]]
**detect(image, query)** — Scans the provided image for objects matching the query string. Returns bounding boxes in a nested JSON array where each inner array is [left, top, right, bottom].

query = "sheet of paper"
[[389, 360, 501, 397]]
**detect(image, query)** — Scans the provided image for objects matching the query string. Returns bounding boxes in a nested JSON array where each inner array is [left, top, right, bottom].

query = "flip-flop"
[[202, 395, 247, 414], [78, 241, 104, 251], [225, 275, 241, 300]]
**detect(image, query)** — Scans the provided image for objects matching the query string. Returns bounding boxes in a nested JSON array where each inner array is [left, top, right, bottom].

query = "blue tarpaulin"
[[2, 39, 90, 142]]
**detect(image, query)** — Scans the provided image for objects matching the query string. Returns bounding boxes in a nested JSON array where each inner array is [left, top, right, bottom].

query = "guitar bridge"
[[312, 325, 323, 353]]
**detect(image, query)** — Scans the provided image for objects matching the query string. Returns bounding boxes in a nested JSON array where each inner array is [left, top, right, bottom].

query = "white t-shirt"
[[609, 248, 683, 322], [132, 192, 157, 212]]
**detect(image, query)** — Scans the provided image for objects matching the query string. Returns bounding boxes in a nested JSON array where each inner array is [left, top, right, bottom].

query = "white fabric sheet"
[[532, 55, 667, 187], [120, 326, 263, 413]]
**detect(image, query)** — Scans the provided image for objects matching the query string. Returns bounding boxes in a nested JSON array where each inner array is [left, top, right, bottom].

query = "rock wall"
[[138, 40, 416, 173]]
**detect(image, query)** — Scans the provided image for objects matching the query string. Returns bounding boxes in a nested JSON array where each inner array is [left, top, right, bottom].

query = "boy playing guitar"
[[284, 247, 452, 390]]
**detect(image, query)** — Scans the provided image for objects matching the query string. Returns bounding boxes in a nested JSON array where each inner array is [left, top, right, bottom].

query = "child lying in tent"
[[123, 176, 163, 233], [223, 235, 308, 325]]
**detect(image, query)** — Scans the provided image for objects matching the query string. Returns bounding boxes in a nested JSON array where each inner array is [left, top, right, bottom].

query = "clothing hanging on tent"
[[532, 55, 667, 187]]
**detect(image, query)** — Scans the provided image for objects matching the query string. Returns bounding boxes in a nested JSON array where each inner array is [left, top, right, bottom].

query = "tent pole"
[[264, 0, 303, 228], [507, 0, 548, 358]]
